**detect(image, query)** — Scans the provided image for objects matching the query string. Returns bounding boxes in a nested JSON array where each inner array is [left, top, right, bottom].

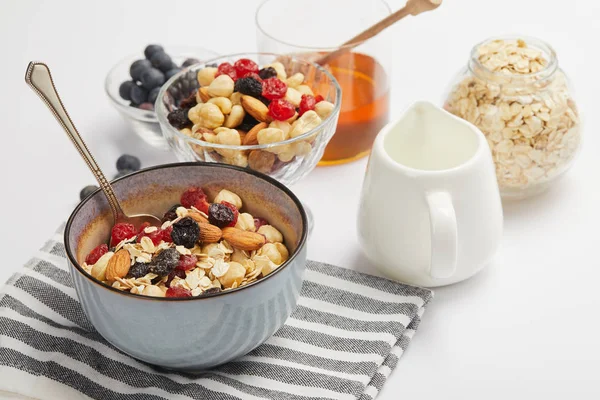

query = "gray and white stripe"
[[0, 226, 432, 400]]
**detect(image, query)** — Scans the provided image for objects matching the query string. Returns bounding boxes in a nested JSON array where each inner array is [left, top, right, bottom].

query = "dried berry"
[[180, 187, 207, 208], [166, 269, 186, 286], [234, 58, 259, 78], [299, 94, 317, 116], [254, 217, 269, 231], [315, 95, 324, 103], [137, 226, 164, 246], [149, 248, 180, 276], [128, 262, 151, 278], [234, 77, 263, 98], [167, 108, 191, 129], [258, 67, 277, 80], [179, 91, 197, 109], [161, 226, 174, 242], [162, 204, 181, 222], [208, 203, 235, 228], [85, 244, 108, 265], [111, 223, 137, 246], [166, 286, 192, 298], [237, 113, 259, 132], [221, 201, 239, 227], [268, 99, 295, 121], [171, 217, 200, 248], [262, 77, 287, 100], [202, 287, 222, 295], [241, 72, 262, 82], [176, 254, 198, 271], [216, 62, 237, 80]]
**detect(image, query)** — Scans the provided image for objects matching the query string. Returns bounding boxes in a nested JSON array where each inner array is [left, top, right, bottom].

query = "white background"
[[2, 0, 600, 398]]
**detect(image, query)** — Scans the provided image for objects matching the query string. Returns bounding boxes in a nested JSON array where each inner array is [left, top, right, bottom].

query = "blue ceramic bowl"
[[65, 162, 308, 370]]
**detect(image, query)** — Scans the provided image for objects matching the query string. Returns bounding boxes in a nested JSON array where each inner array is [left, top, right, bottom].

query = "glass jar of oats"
[[444, 36, 581, 199]]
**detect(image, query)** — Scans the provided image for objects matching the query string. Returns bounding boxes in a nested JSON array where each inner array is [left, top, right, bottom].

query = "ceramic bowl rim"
[[64, 161, 308, 302]]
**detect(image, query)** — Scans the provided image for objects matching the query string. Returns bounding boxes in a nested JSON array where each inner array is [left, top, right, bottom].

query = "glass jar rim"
[[468, 35, 558, 85], [255, 0, 392, 51]]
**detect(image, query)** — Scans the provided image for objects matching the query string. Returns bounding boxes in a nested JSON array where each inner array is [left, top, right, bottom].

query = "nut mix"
[[82, 187, 290, 298], [444, 38, 581, 195], [166, 58, 335, 172]]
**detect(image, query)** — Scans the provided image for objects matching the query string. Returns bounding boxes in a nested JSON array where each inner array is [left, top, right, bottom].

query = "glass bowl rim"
[[104, 46, 219, 123], [155, 52, 343, 151]]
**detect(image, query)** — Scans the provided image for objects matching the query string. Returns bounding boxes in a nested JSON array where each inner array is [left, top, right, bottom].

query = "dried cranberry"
[[166, 269, 186, 286], [85, 244, 108, 265], [166, 286, 192, 298], [110, 222, 137, 246], [138, 222, 151, 233], [216, 62, 237, 80], [262, 77, 287, 100], [221, 201, 239, 227], [299, 94, 317, 116], [137, 227, 164, 246], [181, 187, 207, 209], [171, 217, 200, 248], [268, 99, 295, 121], [161, 226, 174, 243], [254, 217, 269, 231], [208, 203, 235, 228], [315, 95, 324, 103], [233, 59, 259, 78], [177, 254, 198, 271], [241, 72, 262, 82]]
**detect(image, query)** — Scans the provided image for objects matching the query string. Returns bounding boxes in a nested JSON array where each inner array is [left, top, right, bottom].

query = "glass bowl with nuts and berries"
[[444, 36, 581, 200], [105, 45, 218, 149], [65, 162, 308, 369], [155, 53, 342, 186]]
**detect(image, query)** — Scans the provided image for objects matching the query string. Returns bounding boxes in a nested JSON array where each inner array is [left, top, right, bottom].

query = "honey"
[[319, 52, 389, 165]]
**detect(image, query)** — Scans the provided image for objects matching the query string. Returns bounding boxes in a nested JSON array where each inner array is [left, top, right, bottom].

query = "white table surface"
[[2, 0, 600, 398]]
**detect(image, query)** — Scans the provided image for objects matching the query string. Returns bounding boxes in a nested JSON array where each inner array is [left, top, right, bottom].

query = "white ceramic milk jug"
[[357, 101, 503, 287]]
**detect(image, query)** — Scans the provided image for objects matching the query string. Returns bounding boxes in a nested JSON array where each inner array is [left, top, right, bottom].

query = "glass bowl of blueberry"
[[105, 44, 218, 149]]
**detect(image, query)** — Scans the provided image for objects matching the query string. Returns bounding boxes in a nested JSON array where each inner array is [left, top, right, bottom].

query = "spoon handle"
[[25, 62, 125, 222]]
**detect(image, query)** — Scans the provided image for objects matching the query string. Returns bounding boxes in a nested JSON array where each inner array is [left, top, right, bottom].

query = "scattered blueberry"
[[118, 81, 136, 101], [79, 185, 99, 201], [165, 68, 181, 81], [150, 51, 173, 72], [148, 87, 161, 104], [182, 58, 200, 68], [140, 68, 165, 90], [129, 85, 148, 104], [144, 44, 164, 60], [129, 59, 152, 81], [116, 154, 141, 172], [113, 169, 135, 180], [138, 102, 154, 111]]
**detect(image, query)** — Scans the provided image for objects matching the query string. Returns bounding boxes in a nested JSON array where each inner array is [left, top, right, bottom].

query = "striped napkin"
[[0, 226, 433, 400]]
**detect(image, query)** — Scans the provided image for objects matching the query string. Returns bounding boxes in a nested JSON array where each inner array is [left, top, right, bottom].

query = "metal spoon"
[[25, 62, 161, 227]]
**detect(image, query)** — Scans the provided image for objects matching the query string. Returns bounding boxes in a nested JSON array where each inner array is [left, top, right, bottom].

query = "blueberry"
[[79, 185, 98, 201], [150, 51, 173, 72], [144, 44, 164, 60], [165, 68, 181, 81], [182, 58, 200, 68], [130, 59, 152, 81], [148, 87, 161, 104], [129, 85, 148, 104], [118, 81, 136, 101], [140, 68, 165, 90], [116, 154, 141, 172], [113, 169, 135, 180]]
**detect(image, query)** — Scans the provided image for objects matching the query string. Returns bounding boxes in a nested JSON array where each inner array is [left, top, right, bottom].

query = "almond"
[[199, 87, 211, 103], [241, 95, 272, 123], [105, 249, 131, 281], [222, 227, 266, 251], [243, 122, 268, 145], [188, 211, 208, 224], [199, 222, 222, 243]]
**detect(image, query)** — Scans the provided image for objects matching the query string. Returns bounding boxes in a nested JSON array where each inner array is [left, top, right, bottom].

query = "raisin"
[[85, 244, 108, 265], [262, 77, 287, 100], [166, 269, 186, 286], [176, 254, 198, 271], [258, 67, 277, 80], [208, 203, 235, 228], [234, 77, 263, 98], [128, 262, 151, 278], [149, 248, 180, 276], [238, 113, 259, 132], [167, 108, 191, 129], [171, 217, 200, 248], [299, 94, 317, 116], [162, 204, 181, 222], [111, 223, 137, 246], [221, 201, 239, 227], [179, 91, 197, 109], [268, 99, 295, 121], [166, 286, 192, 298], [202, 287, 222, 295]]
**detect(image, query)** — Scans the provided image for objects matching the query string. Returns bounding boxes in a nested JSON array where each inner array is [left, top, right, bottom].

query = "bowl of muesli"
[[64, 162, 307, 370]]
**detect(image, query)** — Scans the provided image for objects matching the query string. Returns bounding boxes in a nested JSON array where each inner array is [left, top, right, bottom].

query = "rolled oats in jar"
[[444, 36, 581, 199]]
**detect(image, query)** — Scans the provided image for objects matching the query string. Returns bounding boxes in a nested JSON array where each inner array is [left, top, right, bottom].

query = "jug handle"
[[426, 192, 457, 279]]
